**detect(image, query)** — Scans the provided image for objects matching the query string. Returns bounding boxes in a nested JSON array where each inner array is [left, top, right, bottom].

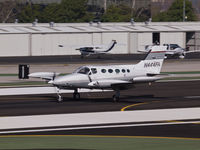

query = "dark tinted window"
[[77, 67, 90, 74], [91, 68, 97, 74], [127, 69, 130, 73], [108, 69, 113, 73], [101, 69, 106, 73], [122, 69, 126, 73], [115, 69, 120, 73]]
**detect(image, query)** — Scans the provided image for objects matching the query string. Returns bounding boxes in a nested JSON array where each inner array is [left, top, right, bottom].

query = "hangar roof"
[[0, 22, 200, 34]]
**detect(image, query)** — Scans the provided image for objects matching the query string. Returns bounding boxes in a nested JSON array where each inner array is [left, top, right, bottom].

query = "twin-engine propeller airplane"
[[29, 45, 167, 102], [59, 40, 117, 58]]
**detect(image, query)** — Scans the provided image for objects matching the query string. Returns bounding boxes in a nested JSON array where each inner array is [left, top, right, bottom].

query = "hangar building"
[[0, 22, 200, 57]]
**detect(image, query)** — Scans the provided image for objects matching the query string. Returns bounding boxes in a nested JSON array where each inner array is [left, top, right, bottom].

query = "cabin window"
[[77, 67, 90, 74], [108, 69, 113, 73], [91, 68, 97, 74], [122, 69, 126, 73], [101, 69, 106, 73], [115, 69, 120, 73], [127, 69, 130, 73]]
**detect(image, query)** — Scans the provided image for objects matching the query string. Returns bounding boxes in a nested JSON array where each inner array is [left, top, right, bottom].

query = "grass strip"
[[0, 81, 47, 87], [0, 135, 199, 150]]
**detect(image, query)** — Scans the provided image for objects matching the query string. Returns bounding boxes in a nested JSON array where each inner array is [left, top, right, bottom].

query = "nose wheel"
[[112, 90, 120, 102], [57, 94, 63, 103], [56, 87, 63, 103], [73, 89, 80, 100]]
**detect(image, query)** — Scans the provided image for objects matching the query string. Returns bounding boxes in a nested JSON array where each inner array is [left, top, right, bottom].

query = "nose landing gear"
[[56, 87, 63, 103]]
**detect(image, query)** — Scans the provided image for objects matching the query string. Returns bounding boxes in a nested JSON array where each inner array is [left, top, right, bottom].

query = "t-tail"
[[134, 45, 167, 75], [104, 40, 117, 52]]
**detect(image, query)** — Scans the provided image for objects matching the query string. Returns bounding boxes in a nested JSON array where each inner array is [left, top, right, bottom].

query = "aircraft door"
[[89, 68, 98, 81]]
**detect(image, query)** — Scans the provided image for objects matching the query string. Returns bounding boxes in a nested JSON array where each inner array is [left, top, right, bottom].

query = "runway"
[[0, 80, 200, 149], [0, 80, 200, 116]]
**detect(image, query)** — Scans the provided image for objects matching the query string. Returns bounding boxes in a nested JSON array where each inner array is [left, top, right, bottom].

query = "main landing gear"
[[56, 88, 80, 102], [73, 89, 80, 100], [112, 90, 120, 102]]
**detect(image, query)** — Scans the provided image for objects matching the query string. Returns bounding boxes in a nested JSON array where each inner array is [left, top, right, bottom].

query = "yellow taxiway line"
[[121, 102, 148, 111], [0, 134, 199, 141]]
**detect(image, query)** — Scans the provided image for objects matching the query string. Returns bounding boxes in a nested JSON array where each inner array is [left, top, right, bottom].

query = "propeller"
[[52, 72, 56, 80]]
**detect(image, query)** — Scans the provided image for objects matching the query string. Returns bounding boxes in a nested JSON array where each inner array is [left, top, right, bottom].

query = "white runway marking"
[[0, 107, 200, 133], [1, 121, 200, 134], [0, 87, 112, 96], [185, 96, 200, 99]]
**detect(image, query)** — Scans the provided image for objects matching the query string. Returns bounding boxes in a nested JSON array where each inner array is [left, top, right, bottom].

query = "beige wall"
[[0, 34, 29, 56], [160, 32, 186, 48]]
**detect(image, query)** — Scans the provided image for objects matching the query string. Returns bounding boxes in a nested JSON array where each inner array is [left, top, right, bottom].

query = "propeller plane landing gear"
[[73, 89, 80, 100], [56, 87, 63, 103], [58, 94, 63, 103], [112, 90, 120, 102]]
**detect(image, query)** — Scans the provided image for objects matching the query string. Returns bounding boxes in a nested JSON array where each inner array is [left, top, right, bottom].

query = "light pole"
[[183, 0, 186, 21], [104, 0, 107, 13]]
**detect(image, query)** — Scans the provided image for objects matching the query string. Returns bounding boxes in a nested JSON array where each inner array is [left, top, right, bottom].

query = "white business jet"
[[59, 40, 117, 58], [29, 45, 167, 102]]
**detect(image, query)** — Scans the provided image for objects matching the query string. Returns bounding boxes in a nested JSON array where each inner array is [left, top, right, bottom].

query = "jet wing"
[[29, 72, 60, 80]]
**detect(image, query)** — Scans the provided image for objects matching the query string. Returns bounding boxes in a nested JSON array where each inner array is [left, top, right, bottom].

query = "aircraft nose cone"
[[48, 80, 53, 84], [52, 78, 64, 86]]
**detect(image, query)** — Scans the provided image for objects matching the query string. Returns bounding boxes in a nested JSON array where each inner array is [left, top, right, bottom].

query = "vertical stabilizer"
[[135, 46, 167, 75], [104, 40, 117, 52]]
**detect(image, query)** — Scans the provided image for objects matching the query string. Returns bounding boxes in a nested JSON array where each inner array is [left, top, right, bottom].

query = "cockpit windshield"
[[170, 44, 180, 49], [74, 66, 90, 74]]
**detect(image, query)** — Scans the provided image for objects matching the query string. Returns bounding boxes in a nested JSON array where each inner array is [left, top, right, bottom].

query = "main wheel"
[[112, 95, 119, 102], [57, 95, 63, 103], [73, 93, 80, 100]]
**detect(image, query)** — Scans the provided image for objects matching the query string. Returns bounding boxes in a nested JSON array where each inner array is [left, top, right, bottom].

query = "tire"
[[112, 95, 119, 102], [57, 95, 63, 103], [73, 93, 80, 100]]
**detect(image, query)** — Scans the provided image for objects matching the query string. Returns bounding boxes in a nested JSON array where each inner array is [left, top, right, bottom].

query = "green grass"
[[0, 135, 199, 150], [0, 74, 18, 76], [0, 81, 47, 87]]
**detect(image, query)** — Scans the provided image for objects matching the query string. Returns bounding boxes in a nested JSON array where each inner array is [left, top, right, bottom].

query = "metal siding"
[[138, 33, 152, 51], [102, 32, 128, 54], [0, 34, 29, 56], [160, 32, 185, 48], [92, 33, 102, 45], [32, 33, 93, 56], [129, 33, 138, 53]]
